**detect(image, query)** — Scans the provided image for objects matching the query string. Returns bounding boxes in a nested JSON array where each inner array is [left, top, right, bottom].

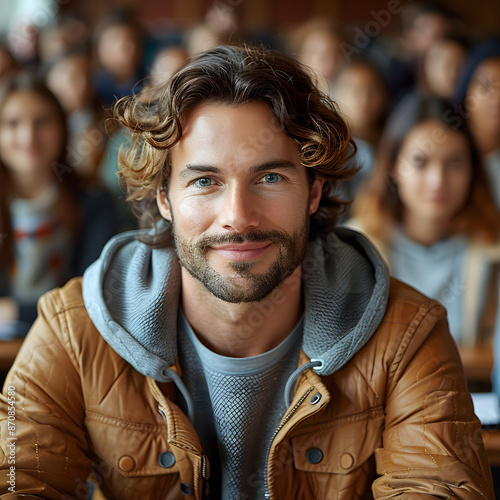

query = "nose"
[[18, 122, 36, 146], [218, 184, 259, 233], [427, 163, 445, 189]]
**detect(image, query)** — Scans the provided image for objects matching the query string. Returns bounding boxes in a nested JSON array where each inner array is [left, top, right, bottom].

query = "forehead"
[[402, 119, 468, 151], [1, 90, 54, 115], [338, 64, 380, 85], [170, 102, 300, 168]]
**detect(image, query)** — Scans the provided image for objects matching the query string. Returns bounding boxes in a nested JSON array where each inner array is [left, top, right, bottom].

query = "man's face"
[[157, 102, 323, 303]]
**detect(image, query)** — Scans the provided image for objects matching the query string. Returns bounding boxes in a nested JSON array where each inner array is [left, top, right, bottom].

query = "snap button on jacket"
[[0, 277, 494, 499]]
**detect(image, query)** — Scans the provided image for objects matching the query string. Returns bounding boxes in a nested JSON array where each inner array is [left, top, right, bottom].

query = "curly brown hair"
[[114, 45, 356, 246]]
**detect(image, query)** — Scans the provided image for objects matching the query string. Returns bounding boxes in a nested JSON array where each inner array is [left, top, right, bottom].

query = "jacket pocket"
[[85, 410, 180, 477], [291, 408, 384, 474]]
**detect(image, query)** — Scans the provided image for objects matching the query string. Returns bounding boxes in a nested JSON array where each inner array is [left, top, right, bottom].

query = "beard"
[[169, 211, 310, 303]]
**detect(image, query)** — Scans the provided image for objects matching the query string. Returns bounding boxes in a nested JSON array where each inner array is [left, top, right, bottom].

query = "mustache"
[[195, 230, 292, 250]]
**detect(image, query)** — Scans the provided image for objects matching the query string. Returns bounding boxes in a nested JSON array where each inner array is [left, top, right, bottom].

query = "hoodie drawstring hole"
[[310, 358, 324, 372]]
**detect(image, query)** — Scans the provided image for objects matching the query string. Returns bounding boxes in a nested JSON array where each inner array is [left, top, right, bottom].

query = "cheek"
[[0, 131, 16, 162], [395, 172, 423, 207], [42, 126, 64, 157], [173, 196, 217, 234], [453, 172, 473, 205], [0, 132, 10, 151], [467, 96, 489, 121]]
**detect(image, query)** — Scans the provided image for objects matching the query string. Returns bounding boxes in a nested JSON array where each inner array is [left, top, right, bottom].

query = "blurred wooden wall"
[[70, 0, 500, 37]]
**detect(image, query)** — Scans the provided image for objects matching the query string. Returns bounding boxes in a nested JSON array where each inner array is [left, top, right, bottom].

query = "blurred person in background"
[[46, 48, 109, 180], [333, 58, 388, 212], [455, 38, 500, 209], [95, 44, 190, 233], [0, 42, 20, 80], [422, 35, 469, 99], [92, 8, 146, 108], [0, 46, 493, 499], [37, 14, 90, 71], [333, 60, 388, 149], [373, 2, 462, 108], [289, 18, 346, 96], [347, 94, 500, 385], [0, 73, 118, 338], [148, 45, 188, 86], [203, 2, 242, 46], [186, 2, 243, 57], [186, 23, 224, 56], [0, 0, 57, 67]]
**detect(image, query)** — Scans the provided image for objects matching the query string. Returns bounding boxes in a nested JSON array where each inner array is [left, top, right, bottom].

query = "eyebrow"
[[178, 160, 298, 178]]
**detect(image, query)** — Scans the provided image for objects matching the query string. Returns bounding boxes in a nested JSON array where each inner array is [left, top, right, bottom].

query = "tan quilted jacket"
[[0, 277, 494, 499]]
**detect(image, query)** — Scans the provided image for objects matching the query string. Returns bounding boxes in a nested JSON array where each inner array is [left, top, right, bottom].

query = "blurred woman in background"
[[347, 94, 500, 385], [92, 8, 145, 108], [333, 58, 388, 213], [454, 39, 500, 209], [46, 49, 109, 180], [0, 72, 117, 337], [422, 35, 468, 99], [289, 18, 346, 96]]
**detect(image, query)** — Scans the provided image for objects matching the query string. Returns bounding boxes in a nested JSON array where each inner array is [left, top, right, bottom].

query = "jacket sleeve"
[[0, 291, 93, 498], [373, 301, 494, 499]]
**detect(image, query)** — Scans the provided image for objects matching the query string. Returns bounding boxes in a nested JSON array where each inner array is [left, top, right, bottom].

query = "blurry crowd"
[[0, 1, 499, 397]]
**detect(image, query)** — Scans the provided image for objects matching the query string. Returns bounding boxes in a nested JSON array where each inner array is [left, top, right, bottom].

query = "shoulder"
[[385, 276, 445, 316], [35, 278, 124, 371], [358, 278, 456, 383], [40, 276, 85, 311], [379, 277, 448, 342]]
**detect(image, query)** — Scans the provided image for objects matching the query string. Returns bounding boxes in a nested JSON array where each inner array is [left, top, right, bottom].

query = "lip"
[[427, 195, 447, 204], [211, 242, 271, 261]]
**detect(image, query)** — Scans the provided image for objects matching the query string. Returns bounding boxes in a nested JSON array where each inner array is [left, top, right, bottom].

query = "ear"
[[156, 186, 172, 222], [309, 177, 325, 215]]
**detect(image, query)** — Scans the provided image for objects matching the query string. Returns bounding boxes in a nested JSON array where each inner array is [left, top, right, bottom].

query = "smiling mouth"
[[211, 242, 271, 261]]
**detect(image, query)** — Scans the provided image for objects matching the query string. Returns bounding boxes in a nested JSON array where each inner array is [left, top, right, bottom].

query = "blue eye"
[[263, 173, 280, 183], [194, 177, 213, 188]]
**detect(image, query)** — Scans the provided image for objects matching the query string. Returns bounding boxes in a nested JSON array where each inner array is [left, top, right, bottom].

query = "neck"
[[402, 212, 450, 246], [181, 267, 303, 358]]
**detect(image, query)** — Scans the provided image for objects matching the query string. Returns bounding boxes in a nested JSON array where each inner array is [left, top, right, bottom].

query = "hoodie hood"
[[82, 227, 389, 382]]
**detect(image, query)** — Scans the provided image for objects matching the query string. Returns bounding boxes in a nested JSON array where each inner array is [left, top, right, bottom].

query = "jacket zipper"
[[158, 403, 210, 499], [202, 455, 210, 498], [264, 387, 315, 499]]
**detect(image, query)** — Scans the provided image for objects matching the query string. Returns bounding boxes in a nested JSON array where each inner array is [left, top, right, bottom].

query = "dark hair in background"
[[399, 2, 460, 35], [335, 55, 389, 127], [114, 45, 357, 247], [92, 7, 143, 48], [0, 72, 82, 271], [352, 93, 500, 243], [453, 38, 500, 104]]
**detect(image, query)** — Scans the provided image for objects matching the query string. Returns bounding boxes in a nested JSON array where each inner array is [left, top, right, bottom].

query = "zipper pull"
[[157, 404, 167, 420]]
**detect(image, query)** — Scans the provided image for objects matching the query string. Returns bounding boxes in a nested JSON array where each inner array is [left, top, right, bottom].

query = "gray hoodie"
[[82, 227, 390, 383]]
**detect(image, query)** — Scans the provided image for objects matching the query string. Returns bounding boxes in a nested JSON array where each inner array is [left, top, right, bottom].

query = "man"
[[0, 46, 494, 499]]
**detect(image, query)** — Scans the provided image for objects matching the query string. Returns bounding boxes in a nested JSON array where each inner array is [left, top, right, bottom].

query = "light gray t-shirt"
[[178, 312, 304, 500], [390, 228, 489, 343]]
